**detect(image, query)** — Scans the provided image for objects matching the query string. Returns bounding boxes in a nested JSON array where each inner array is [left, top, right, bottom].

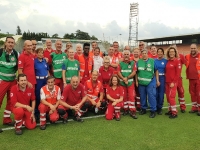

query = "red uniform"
[[177, 54, 186, 111], [109, 55, 119, 74], [98, 66, 115, 88], [114, 51, 122, 60], [185, 53, 200, 111], [165, 58, 181, 115], [84, 79, 104, 107], [10, 85, 36, 131], [18, 51, 36, 86], [39, 85, 61, 126], [44, 48, 54, 75], [106, 86, 124, 120], [148, 53, 157, 59], [59, 84, 86, 117]]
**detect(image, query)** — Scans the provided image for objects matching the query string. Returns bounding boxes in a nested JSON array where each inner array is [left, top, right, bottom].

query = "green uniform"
[[63, 59, 80, 83], [120, 61, 135, 86], [137, 58, 155, 86], [51, 52, 67, 78], [0, 50, 18, 81]]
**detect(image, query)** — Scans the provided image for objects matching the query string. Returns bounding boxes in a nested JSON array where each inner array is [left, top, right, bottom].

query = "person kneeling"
[[84, 70, 106, 114], [10, 74, 36, 135], [58, 76, 88, 122], [39, 76, 61, 130], [106, 75, 124, 121]]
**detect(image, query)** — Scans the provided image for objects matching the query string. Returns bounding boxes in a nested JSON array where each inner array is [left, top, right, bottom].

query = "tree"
[[90, 35, 98, 40], [75, 30, 90, 40], [52, 33, 59, 38], [16, 26, 22, 35]]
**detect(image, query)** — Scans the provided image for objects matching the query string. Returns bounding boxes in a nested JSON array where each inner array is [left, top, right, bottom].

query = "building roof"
[[139, 33, 200, 42]]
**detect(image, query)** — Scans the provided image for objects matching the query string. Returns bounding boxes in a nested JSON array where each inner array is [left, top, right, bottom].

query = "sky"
[[0, 0, 200, 45]]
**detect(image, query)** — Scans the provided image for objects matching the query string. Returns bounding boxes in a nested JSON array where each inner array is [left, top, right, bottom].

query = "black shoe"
[[139, 109, 146, 115], [115, 117, 120, 121], [40, 125, 46, 130], [169, 114, 178, 119], [73, 116, 84, 122], [181, 109, 185, 113], [157, 109, 162, 115], [123, 110, 129, 116], [0, 128, 3, 133], [130, 112, 138, 119], [149, 111, 156, 118], [136, 107, 141, 112], [15, 129, 23, 135], [63, 118, 68, 124], [165, 111, 172, 115], [197, 112, 200, 116], [189, 110, 198, 113]]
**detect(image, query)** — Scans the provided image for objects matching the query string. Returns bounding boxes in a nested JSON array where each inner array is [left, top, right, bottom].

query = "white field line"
[[1, 103, 192, 131]]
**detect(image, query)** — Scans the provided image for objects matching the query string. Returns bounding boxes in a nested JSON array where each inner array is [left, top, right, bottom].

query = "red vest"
[[86, 80, 102, 100], [42, 85, 60, 104]]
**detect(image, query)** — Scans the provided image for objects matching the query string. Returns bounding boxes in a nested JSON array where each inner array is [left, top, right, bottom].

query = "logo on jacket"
[[11, 57, 15, 61], [78, 91, 81, 93], [161, 62, 164, 65], [128, 65, 131, 68], [148, 64, 151, 67], [75, 64, 77, 67], [116, 94, 119, 96], [10, 93, 13, 97], [27, 93, 31, 96], [18, 61, 21, 64]]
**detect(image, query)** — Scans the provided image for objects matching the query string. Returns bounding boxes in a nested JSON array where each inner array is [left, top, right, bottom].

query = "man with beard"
[[185, 44, 200, 115]]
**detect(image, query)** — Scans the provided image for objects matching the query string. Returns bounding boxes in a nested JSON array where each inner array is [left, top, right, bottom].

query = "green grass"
[[0, 66, 200, 150]]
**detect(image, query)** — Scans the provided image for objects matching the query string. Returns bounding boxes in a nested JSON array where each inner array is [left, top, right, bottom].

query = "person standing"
[[74, 43, 83, 60], [148, 45, 158, 59], [62, 48, 80, 88], [18, 40, 36, 88], [136, 49, 160, 118], [89, 41, 103, 57], [113, 41, 122, 60], [154, 48, 167, 115], [118, 50, 137, 119], [78, 43, 93, 84], [185, 44, 200, 115], [44, 39, 54, 75], [34, 48, 49, 120], [165, 47, 181, 118], [51, 40, 67, 91], [10, 74, 36, 135], [93, 47, 103, 72], [108, 46, 119, 74], [0, 37, 19, 125]]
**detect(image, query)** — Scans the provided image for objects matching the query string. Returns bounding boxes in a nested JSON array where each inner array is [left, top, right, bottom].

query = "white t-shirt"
[[93, 56, 103, 72]]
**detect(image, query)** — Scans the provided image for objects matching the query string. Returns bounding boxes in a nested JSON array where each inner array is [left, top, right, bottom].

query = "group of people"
[[0, 37, 199, 135]]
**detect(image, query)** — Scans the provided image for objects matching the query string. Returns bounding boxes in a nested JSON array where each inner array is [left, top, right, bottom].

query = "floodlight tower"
[[128, 3, 139, 47]]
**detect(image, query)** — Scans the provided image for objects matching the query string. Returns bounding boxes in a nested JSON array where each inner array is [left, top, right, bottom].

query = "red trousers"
[[0, 80, 17, 124], [12, 107, 36, 130], [165, 82, 178, 115], [189, 79, 200, 111], [106, 102, 123, 120], [38, 103, 59, 126], [177, 77, 186, 110], [55, 78, 63, 92], [122, 83, 136, 112]]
